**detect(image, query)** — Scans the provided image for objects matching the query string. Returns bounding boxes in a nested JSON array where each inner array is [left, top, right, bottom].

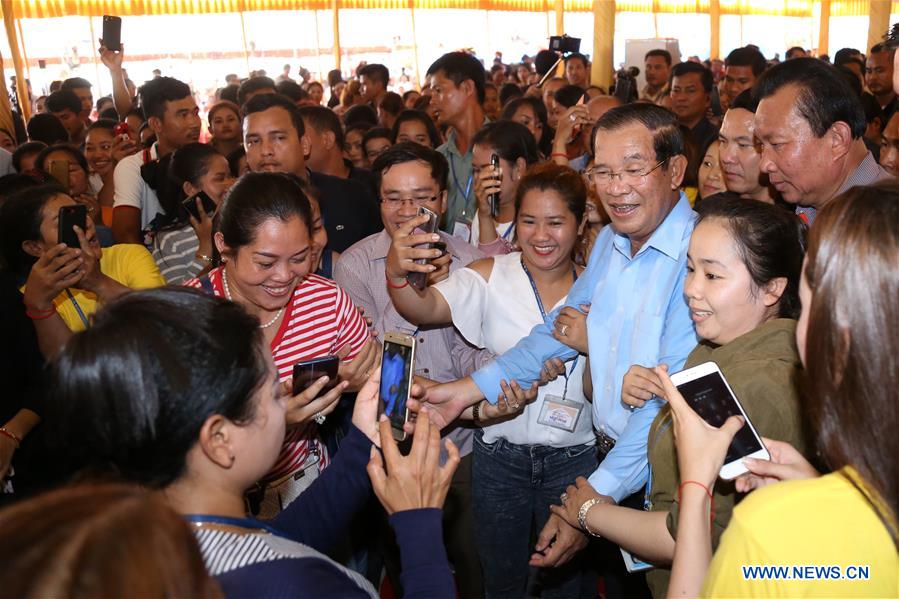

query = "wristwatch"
[[577, 497, 608, 537]]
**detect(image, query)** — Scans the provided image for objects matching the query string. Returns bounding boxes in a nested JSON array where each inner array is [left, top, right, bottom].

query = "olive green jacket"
[[645, 318, 805, 597]]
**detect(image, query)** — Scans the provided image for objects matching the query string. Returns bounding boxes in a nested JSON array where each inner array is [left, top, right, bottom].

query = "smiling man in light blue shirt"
[[420, 103, 698, 567]]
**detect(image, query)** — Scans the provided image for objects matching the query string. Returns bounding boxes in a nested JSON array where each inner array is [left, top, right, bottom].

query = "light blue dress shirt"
[[471, 193, 698, 502]]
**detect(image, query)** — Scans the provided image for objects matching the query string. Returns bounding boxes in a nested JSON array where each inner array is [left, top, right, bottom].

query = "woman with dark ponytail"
[[151, 143, 235, 284]]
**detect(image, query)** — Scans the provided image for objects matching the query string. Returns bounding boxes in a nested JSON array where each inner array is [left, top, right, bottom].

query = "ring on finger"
[[561, 492, 568, 501], [314, 412, 326, 425], [559, 324, 569, 337]]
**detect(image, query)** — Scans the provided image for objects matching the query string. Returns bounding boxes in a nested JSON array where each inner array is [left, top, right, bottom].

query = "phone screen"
[[676, 372, 763, 465], [379, 340, 414, 431], [292, 356, 339, 395]]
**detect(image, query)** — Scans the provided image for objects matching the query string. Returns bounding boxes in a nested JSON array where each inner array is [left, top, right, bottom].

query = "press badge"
[[537, 394, 584, 432], [452, 219, 471, 242]]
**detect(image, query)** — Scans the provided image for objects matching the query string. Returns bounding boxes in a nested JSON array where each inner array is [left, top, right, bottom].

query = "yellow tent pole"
[[411, 3, 422, 88], [709, 0, 720, 60], [239, 11, 251, 75], [818, 0, 830, 57], [16, 17, 30, 80], [592, 0, 614, 90], [88, 16, 104, 97], [868, 0, 889, 53], [332, 0, 341, 73], [1, 0, 31, 121], [554, 0, 564, 35], [0, 48, 17, 140]]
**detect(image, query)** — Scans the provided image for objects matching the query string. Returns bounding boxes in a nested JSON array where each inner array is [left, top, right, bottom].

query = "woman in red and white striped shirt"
[[186, 172, 378, 519]]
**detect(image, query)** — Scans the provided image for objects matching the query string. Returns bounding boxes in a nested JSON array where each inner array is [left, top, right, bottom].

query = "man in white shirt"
[[112, 77, 201, 244]]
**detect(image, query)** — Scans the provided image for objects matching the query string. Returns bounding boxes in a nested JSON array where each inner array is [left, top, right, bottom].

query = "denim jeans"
[[472, 431, 600, 599]]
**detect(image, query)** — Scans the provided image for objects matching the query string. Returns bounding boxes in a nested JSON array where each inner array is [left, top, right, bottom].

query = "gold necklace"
[[221, 268, 285, 329]]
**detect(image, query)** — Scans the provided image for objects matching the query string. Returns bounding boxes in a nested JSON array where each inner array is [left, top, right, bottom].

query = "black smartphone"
[[102, 15, 122, 51], [292, 355, 340, 395], [38, 59, 46, 69], [58, 204, 87, 248], [378, 332, 416, 441], [406, 206, 440, 291], [181, 191, 217, 221], [488, 153, 501, 219]]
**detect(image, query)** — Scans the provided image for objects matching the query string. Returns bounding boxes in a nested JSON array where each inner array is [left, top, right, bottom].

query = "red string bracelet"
[[0, 427, 21, 448], [25, 307, 57, 320], [385, 272, 409, 289], [678, 480, 715, 528]]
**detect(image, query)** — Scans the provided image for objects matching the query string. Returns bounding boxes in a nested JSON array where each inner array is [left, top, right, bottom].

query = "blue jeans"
[[473, 431, 600, 599]]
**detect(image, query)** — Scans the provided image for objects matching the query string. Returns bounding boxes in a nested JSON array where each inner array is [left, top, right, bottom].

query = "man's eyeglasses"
[[587, 158, 669, 187], [381, 195, 440, 207]]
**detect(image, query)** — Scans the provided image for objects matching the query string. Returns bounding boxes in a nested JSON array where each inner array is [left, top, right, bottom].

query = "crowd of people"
[[0, 20, 897, 599]]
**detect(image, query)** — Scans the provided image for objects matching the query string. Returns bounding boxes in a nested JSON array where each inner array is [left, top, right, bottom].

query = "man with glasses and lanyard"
[[334, 142, 490, 598], [418, 103, 698, 578]]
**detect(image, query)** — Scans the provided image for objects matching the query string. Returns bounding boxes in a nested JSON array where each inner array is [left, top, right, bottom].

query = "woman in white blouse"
[[385, 162, 596, 597]]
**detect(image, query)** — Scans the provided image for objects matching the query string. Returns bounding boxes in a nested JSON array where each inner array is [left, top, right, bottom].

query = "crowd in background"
[[0, 18, 897, 599]]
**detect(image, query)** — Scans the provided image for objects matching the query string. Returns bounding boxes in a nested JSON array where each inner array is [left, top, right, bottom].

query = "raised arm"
[[98, 43, 133, 117], [385, 212, 453, 326]]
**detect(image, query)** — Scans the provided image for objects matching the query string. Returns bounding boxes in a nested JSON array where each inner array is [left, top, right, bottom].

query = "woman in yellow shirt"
[[661, 183, 899, 598], [0, 184, 164, 357]]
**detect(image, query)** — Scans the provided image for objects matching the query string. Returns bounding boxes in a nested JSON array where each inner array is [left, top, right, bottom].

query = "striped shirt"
[[152, 224, 204, 285], [194, 527, 377, 597], [186, 267, 369, 482]]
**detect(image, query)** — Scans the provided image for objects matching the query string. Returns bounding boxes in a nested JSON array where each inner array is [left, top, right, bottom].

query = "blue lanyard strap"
[[500, 221, 515, 240], [448, 153, 473, 204], [520, 257, 580, 400], [183, 514, 290, 538], [65, 288, 90, 329]]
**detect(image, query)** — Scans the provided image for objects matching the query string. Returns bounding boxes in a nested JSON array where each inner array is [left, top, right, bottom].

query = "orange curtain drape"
[[12, 0, 790, 16]]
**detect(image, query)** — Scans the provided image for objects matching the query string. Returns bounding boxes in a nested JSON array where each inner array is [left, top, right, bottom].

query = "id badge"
[[537, 394, 583, 432], [620, 548, 654, 573], [452, 219, 471, 242]]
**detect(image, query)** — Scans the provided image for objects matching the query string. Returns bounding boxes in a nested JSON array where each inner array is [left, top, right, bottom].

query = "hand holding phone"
[[181, 191, 217, 222], [378, 333, 417, 441], [488, 154, 501, 219], [58, 204, 87, 248], [406, 206, 440, 291], [665, 363, 768, 481]]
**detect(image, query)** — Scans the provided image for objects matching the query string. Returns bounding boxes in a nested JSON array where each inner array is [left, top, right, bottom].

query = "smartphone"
[[114, 121, 130, 136], [406, 206, 439, 291], [670, 362, 770, 479], [102, 15, 122, 50], [488, 153, 501, 219], [58, 204, 87, 248], [49, 159, 69, 186], [292, 355, 340, 395], [38, 59, 46, 69], [181, 190, 217, 221], [378, 332, 416, 441]]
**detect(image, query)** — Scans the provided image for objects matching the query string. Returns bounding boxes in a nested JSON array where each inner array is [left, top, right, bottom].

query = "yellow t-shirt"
[[42, 244, 165, 332], [702, 468, 898, 598]]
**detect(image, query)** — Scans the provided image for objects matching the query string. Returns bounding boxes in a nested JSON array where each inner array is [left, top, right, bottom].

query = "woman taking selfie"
[[469, 121, 539, 255], [40, 287, 458, 598], [151, 143, 234, 284], [0, 185, 164, 358], [185, 172, 379, 518], [663, 184, 899, 597], [387, 162, 595, 596], [553, 197, 807, 597]]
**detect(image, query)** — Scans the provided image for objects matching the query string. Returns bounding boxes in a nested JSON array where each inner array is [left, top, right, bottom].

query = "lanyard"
[[448, 153, 473, 205], [520, 256, 580, 399], [183, 514, 290, 538], [500, 221, 515, 240], [65, 288, 90, 329]]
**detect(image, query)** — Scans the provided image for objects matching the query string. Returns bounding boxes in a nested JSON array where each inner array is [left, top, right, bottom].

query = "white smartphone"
[[378, 332, 417, 441], [669, 361, 769, 480]]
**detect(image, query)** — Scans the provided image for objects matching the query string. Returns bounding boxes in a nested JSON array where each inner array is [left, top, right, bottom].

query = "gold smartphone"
[[378, 332, 417, 441], [49, 159, 69, 186]]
